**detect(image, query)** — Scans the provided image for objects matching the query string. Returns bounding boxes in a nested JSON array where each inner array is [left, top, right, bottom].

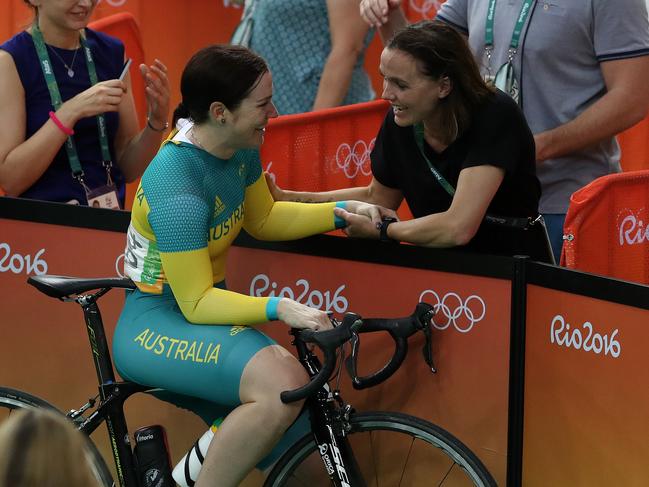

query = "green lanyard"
[[413, 123, 455, 197], [31, 23, 112, 183], [485, 0, 534, 51]]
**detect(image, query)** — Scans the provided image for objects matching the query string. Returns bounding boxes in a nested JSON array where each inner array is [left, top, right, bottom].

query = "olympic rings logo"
[[409, 0, 443, 18], [335, 139, 375, 179], [419, 289, 486, 333]]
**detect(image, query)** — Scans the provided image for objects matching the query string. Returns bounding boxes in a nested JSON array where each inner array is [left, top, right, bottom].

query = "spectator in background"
[[245, 0, 375, 114], [0, 0, 170, 208], [360, 0, 649, 262], [0, 408, 102, 487]]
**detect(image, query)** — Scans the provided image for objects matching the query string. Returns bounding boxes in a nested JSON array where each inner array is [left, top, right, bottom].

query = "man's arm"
[[535, 55, 649, 162]]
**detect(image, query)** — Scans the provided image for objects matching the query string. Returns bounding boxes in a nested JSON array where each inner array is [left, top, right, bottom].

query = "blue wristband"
[[334, 201, 347, 229], [266, 297, 281, 320]]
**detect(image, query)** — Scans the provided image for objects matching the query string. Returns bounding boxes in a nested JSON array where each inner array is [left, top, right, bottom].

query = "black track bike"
[[0, 275, 497, 486]]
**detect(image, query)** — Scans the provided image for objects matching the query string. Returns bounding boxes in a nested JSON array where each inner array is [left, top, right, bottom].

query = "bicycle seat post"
[[77, 292, 117, 399]]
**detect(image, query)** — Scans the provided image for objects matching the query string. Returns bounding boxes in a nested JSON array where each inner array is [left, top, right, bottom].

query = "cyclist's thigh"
[[149, 389, 233, 425], [113, 288, 276, 407]]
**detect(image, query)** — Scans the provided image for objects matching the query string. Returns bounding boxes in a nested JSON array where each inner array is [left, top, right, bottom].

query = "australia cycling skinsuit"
[[113, 122, 346, 467]]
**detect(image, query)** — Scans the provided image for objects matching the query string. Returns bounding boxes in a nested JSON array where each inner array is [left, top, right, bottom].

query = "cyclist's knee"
[[240, 345, 308, 416]]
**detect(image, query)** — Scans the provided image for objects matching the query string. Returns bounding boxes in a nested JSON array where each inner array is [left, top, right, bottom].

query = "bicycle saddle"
[[28, 275, 135, 299]]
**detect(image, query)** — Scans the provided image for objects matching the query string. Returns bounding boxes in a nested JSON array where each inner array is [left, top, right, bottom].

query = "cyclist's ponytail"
[[171, 102, 191, 129]]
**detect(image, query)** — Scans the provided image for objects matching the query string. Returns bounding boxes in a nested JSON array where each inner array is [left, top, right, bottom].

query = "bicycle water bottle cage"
[[345, 302, 436, 390]]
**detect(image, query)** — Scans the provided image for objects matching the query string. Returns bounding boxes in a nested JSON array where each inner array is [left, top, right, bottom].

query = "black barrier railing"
[[506, 256, 528, 487]]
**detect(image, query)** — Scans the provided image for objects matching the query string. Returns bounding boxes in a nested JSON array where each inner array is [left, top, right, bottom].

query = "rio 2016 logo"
[[0, 243, 48, 276], [250, 274, 348, 313], [617, 208, 649, 247], [418, 289, 486, 333], [550, 314, 621, 358]]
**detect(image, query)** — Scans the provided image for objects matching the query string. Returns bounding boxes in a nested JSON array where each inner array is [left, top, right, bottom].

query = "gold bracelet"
[[147, 117, 169, 132]]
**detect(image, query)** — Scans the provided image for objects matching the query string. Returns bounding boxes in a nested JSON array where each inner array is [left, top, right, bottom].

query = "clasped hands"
[[334, 201, 398, 240], [265, 172, 397, 240]]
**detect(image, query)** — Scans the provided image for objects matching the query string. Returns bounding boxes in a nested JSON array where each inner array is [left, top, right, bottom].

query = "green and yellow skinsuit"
[[113, 127, 345, 468]]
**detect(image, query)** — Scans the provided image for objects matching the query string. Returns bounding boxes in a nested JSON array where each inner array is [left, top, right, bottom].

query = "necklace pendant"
[[67, 68, 74, 78]]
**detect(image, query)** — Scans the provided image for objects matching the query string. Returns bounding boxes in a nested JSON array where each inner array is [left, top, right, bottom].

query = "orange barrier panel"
[[619, 117, 649, 172], [261, 100, 388, 191], [562, 170, 649, 283]]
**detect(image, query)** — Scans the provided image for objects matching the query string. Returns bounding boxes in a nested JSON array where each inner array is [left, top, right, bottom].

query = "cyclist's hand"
[[59, 80, 126, 124], [344, 201, 398, 226], [333, 208, 380, 239], [277, 299, 333, 332], [360, 0, 402, 27], [265, 172, 287, 201]]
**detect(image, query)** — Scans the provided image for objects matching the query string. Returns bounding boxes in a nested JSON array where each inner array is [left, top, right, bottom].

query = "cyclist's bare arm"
[[265, 173, 404, 210]]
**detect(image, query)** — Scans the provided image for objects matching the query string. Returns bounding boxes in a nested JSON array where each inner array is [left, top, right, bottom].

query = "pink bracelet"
[[49, 111, 74, 136]]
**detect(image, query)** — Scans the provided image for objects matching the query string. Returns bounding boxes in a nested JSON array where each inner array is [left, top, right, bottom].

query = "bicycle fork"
[[308, 393, 367, 487], [295, 334, 367, 487]]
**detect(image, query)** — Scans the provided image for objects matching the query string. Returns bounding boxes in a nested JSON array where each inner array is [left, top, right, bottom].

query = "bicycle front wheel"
[[265, 411, 497, 487], [0, 386, 114, 487]]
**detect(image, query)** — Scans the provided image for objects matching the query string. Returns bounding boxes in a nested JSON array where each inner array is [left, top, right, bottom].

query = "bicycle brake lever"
[[418, 307, 437, 374], [344, 331, 361, 386], [421, 325, 437, 373]]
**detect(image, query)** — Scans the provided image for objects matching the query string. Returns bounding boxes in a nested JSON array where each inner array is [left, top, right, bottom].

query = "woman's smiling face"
[[31, 0, 98, 32], [379, 47, 447, 127], [227, 70, 278, 149]]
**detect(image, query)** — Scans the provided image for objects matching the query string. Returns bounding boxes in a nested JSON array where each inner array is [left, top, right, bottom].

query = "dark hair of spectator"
[[172, 44, 268, 126], [388, 20, 494, 144]]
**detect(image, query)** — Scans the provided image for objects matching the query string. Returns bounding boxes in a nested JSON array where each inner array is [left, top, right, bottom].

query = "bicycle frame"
[[75, 291, 150, 487], [293, 334, 366, 487], [24, 276, 491, 487], [73, 287, 367, 487]]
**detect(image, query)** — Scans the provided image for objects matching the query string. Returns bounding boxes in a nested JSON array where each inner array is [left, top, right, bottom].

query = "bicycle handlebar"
[[280, 303, 435, 403]]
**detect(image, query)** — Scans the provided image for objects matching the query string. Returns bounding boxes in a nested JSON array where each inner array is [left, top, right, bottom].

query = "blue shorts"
[[113, 285, 309, 469]]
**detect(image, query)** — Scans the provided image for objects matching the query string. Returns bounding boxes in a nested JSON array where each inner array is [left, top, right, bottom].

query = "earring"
[[220, 118, 226, 124]]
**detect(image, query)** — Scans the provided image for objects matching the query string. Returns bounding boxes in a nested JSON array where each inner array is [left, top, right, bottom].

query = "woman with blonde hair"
[[0, 408, 102, 487]]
